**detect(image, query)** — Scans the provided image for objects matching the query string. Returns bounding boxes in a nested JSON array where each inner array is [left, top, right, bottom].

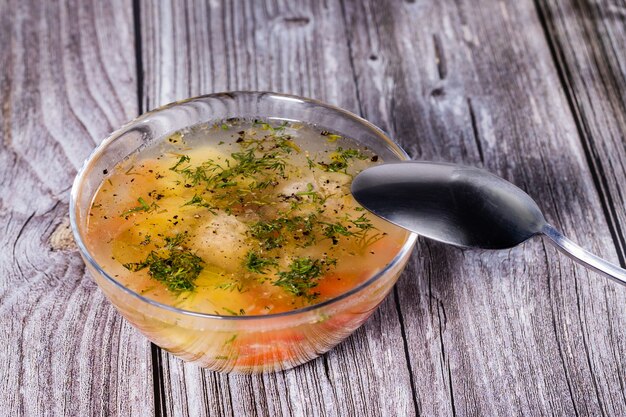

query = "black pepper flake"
[[102, 169, 108, 175], [371, 155, 379, 162]]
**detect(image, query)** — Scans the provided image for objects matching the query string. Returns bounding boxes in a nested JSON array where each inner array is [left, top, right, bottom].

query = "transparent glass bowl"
[[70, 92, 417, 373]]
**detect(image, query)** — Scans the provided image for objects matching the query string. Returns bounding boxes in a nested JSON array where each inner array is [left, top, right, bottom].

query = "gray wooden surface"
[[1, 0, 625, 416]]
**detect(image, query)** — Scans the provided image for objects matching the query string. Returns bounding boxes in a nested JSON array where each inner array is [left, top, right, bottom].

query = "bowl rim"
[[70, 91, 417, 321]]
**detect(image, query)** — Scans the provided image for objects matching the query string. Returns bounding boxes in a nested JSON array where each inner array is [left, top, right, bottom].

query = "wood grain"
[[536, 0, 626, 268], [0, 0, 154, 415]]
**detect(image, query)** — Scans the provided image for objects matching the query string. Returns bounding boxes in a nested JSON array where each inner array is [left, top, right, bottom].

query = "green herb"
[[253, 120, 288, 132], [124, 165, 137, 175], [170, 155, 191, 171], [238, 122, 297, 153], [171, 157, 217, 186], [321, 131, 342, 142], [249, 215, 317, 250], [248, 219, 287, 250], [273, 136, 301, 153], [171, 149, 285, 190], [215, 280, 245, 292], [139, 234, 152, 246], [244, 251, 277, 273], [321, 214, 375, 244], [249, 179, 276, 191], [123, 233, 204, 293], [230, 148, 286, 178], [296, 183, 326, 204], [350, 213, 374, 231], [183, 194, 216, 213], [322, 222, 353, 240], [274, 257, 325, 299], [318, 147, 368, 173], [120, 197, 158, 217], [223, 307, 246, 316]]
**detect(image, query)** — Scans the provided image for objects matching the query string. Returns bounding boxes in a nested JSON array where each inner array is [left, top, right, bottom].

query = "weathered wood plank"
[[536, 0, 626, 267], [534, 0, 626, 412], [0, 0, 154, 415], [140, 0, 418, 416], [341, 0, 626, 415]]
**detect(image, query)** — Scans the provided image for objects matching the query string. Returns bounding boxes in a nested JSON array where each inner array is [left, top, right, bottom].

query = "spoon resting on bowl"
[[351, 161, 626, 286]]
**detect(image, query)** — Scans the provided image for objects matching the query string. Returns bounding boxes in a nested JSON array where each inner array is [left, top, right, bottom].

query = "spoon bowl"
[[352, 161, 626, 286]]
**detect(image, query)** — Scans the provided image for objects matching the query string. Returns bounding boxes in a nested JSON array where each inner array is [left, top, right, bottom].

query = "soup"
[[84, 119, 408, 370]]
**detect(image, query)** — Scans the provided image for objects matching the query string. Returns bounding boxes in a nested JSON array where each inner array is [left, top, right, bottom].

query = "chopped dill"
[[171, 149, 286, 191], [321, 214, 376, 244], [296, 183, 326, 204], [170, 155, 190, 171], [139, 234, 152, 246], [183, 194, 217, 214], [318, 147, 369, 173], [123, 232, 204, 293], [223, 307, 246, 316], [273, 257, 335, 299], [248, 219, 288, 250], [216, 280, 245, 292], [244, 251, 277, 274], [120, 197, 158, 217], [249, 215, 317, 250]]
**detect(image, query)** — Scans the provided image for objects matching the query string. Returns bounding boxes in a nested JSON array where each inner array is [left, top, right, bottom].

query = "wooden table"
[[2, 0, 626, 415]]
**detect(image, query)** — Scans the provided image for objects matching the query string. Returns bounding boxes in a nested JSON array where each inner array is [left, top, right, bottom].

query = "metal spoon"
[[351, 161, 626, 286]]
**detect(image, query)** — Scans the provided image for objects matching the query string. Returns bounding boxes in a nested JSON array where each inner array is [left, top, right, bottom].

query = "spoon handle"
[[542, 223, 626, 286]]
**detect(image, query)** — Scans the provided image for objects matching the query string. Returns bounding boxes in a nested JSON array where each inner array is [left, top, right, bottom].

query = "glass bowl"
[[70, 92, 417, 373]]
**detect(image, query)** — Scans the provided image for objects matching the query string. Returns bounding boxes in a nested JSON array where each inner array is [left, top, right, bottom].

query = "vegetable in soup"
[[86, 119, 406, 315]]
